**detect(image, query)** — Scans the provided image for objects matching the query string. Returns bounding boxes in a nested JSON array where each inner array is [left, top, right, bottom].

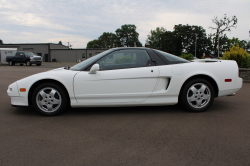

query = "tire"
[[26, 61, 31, 66], [9, 60, 13, 66], [20, 64, 23, 66], [36, 63, 41, 66], [179, 78, 214, 112], [31, 82, 69, 116]]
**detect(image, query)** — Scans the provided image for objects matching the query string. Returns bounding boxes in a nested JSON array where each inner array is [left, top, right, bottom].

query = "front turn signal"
[[20, 88, 26, 92]]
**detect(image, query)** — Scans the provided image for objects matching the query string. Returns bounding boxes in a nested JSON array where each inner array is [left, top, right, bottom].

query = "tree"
[[173, 24, 211, 57], [241, 40, 250, 51], [98, 32, 118, 48], [209, 14, 238, 57], [58, 41, 62, 45], [0, 39, 3, 44], [146, 27, 166, 50], [162, 30, 180, 55], [86, 39, 101, 48], [115, 24, 142, 47]]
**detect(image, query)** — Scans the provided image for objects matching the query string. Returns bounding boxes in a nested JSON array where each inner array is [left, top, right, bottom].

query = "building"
[[0, 43, 107, 62], [50, 48, 108, 62]]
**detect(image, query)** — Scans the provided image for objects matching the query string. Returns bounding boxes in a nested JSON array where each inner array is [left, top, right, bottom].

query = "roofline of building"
[[50, 48, 109, 50], [1, 43, 68, 46]]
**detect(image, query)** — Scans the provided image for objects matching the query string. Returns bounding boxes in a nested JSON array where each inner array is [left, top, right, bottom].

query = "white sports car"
[[7, 48, 242, 115]]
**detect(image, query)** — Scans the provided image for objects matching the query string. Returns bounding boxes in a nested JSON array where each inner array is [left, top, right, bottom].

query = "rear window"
[[153, 50, 189, 62]]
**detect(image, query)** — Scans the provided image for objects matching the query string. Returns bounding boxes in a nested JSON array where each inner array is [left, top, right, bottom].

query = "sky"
[[0, 0, 249, 48]]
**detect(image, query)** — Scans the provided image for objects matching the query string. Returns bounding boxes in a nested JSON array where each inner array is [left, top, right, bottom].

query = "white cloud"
[[0, 0, 249, 48]]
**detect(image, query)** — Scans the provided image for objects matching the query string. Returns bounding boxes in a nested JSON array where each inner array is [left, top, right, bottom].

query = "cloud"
[[0, 0, 249, 48]]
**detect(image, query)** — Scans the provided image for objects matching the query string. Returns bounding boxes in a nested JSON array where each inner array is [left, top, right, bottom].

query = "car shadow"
[[12, 104, 185, 117]]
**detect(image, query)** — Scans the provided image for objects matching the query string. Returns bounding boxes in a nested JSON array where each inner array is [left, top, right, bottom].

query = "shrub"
[[115, 55, 135, 64], [180, 53, 194, 61], [222, 45, 250, 68]]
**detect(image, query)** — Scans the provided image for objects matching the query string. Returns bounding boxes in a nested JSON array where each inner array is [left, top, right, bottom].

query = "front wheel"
[[26, 61, 31, 66], [179, 78, 214, 112], [36, 63, 41, 66], [9, 60, 14, 66], [31, 83, 69, 115]]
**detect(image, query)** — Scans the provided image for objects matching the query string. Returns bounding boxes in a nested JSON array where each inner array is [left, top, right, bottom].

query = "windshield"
[[153, 50, 189, 62], [70, 49, 114, 71], [24, 52, 36, 57]]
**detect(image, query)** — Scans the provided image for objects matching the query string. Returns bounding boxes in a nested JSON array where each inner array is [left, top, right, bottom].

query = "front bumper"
[[10, 96, 29, 106], [7, 82, 29, 106], [30, 61, 42, 64]]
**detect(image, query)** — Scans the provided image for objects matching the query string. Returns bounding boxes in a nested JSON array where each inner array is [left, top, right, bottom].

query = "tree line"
[[87, 24, 142, 49], [87, 15, 250, 58]]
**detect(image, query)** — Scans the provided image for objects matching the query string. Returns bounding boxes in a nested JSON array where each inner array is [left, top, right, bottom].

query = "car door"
[[74, 49, 159, 105]]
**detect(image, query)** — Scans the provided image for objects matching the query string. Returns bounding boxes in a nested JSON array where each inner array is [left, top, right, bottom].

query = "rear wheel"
[[31, 83, 69, 115], [179, 78, 214, 112]]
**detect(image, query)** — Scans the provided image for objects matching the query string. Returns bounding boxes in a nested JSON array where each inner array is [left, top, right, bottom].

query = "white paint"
[[7, 60, 243, 107]]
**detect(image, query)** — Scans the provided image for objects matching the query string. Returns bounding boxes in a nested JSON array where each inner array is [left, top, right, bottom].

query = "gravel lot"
[[0, 63, 250, 166]]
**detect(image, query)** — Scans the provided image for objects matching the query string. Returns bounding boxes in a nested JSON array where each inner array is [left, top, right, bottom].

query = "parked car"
[[6, 51, 42, 66], [7, 47, 242, 115]]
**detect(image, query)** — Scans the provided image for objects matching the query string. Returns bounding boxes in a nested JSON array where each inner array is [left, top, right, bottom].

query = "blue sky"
[[0, 0, 249, 48]]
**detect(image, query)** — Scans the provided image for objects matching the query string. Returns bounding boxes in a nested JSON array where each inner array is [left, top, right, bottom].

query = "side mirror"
[[89, 64, 99, 74]]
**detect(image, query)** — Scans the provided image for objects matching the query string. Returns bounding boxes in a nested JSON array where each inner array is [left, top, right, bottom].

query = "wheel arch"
[[179, 74, 219, 100], [28, 79, 70, 106]]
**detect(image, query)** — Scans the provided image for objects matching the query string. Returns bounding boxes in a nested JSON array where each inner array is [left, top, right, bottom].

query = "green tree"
[[58, 41, 62, 45], [86, 39, 101, 48], [173, 24, 211, 57], [0, 39, 3, 44], [146, 27, 166, 50], [162, 31, 180, 55], [241, 40, 250, 51], [209, 14, 238, 57], [115, 24, 142, 47], [98, 32, 118, 48]]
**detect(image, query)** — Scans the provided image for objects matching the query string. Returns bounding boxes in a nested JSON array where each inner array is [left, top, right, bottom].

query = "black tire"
[[179, 78, 214, 112], [20, 64, 23, 66], [9, 60, 13, 66], [36, 63, 41, 66], [31, 82, 69, 116], [26, 60, 31, 66]]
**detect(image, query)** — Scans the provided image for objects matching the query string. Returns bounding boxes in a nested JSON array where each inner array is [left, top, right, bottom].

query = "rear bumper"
[[218, 77, 242, 97]]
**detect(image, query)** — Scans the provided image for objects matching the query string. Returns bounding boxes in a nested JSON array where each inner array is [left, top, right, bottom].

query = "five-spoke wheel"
[[179, 79, 214, 112], [32, 83, 68, 115]]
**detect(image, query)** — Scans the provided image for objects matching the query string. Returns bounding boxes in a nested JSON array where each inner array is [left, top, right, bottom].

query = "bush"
[[180, 53, 194, 61], [115, 55, 135, 64], [222, 45, 250, 68]]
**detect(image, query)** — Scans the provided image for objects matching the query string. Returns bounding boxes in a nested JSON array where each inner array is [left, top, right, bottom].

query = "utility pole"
[[195, 34, 199, 58], [218, 37, 220, 58]]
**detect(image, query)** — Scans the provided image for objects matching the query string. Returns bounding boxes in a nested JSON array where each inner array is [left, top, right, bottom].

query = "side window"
[[15, 52, 20, 56], [96, 50, 152, 70]]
